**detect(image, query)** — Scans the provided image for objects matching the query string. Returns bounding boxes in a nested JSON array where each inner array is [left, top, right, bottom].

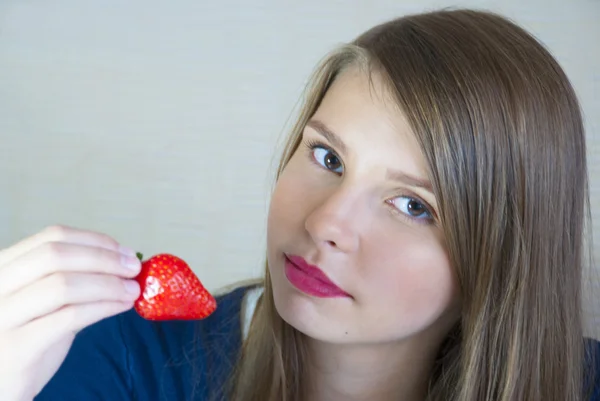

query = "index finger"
[[0, 225, 129, 266]]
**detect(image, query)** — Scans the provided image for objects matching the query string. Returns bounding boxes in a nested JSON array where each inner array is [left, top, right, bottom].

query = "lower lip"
[[284, 257, 350, 298]]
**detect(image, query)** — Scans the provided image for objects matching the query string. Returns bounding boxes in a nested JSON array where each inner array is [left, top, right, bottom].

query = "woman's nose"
[[304, 188, 361, 254]]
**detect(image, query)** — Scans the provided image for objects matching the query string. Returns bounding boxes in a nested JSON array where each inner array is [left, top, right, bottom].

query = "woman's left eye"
[[388, 196, 433, 221], [312, 146, 344, 174]]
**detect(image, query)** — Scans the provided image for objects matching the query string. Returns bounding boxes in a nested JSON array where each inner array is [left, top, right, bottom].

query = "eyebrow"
[[306, 118, 434, 193], [385, 170, 433, 192], [307, 119, 348, 154]]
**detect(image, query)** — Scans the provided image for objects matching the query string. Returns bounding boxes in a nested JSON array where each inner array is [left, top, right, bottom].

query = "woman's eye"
[[312, 147, 343, 174], [389, 196, 433, 221]]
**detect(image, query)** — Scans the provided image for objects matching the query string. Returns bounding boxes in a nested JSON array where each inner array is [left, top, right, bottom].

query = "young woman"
[[2, 8, 598, 401]]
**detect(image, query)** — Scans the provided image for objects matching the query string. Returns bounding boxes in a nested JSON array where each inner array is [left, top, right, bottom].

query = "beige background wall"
[[1, 1, 599, 335]]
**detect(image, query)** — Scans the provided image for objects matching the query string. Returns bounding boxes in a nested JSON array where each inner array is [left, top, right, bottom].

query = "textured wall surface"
[[1, 0, 598, 336]]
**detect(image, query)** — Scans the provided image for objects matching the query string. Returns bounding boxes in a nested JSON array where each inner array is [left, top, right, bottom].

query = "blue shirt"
[[35, 285, 600, 400], [36, 285, 249, 401]]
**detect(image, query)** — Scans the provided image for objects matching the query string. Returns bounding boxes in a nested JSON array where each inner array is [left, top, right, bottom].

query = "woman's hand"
[[0, 225, 141, 401]]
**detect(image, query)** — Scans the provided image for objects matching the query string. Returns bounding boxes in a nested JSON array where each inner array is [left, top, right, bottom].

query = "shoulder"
[[36, 282, 263, 401]]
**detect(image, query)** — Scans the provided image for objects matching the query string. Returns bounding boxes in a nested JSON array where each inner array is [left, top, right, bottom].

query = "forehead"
[[310, 67, 429, 179]]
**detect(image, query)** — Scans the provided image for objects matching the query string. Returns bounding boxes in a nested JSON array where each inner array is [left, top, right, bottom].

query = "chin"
[[269, 275, 358, 343]]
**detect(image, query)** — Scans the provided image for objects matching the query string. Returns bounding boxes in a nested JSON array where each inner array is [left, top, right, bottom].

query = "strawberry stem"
[[136, 252, 144, 261]]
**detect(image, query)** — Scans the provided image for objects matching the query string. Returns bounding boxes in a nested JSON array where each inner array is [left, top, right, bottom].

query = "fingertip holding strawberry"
[[133, 253, 217, 321]]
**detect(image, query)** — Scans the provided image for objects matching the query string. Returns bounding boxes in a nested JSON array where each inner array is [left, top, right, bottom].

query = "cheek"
[[268, 170, 301, 235], [361, 227, 458, 326], [266, 156, 314, 249]]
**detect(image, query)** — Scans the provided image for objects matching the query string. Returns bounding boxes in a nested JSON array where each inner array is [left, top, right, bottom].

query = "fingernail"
[[121, 254, 141, 271], [119, 246, 137, 257], [124, 280, 140, 294]]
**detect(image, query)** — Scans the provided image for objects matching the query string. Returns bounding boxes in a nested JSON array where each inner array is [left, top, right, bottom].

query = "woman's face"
[[267, 67, 460, 345]]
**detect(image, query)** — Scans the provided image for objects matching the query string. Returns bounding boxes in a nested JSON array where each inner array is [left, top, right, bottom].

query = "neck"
[[303, 338, 440, 401]]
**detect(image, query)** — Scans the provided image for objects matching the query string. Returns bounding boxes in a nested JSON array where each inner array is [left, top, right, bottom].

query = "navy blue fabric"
[[586, 338, 600, 400], [35, 285, 249, 401], [34, 284, 600, 400]]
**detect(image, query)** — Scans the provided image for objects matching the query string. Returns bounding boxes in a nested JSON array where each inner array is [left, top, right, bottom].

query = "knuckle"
[[48, 273, 72, 302], [51, 272, 71, 290], [57, 305, 79, 328], [96, 233, 120, 250], [96, 275, 124, 297], [42, 225, 71, 240], [40, 241, 69, 263], [96, 248, 122, 269]]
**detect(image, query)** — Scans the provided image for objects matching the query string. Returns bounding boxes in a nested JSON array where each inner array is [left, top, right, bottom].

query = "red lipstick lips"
[[284, 254, 350, 298]]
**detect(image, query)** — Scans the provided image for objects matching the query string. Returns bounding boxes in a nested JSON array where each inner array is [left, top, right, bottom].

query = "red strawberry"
[[133, 253, 217, 321]]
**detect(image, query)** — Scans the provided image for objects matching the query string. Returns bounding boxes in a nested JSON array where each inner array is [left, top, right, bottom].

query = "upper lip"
[[285, 254, 349, 294]]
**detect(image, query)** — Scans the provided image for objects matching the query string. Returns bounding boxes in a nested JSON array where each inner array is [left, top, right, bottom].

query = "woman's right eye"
[[311, 145, 344, 175]]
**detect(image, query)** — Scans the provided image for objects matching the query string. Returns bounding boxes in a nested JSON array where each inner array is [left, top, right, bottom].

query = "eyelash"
[[302, 139, 436, 226], [385, 196, 436, 226], [305, 139, 342, 173]]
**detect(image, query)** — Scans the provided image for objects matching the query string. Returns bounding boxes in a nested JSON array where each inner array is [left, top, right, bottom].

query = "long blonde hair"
[[229, 9, 593, 401]]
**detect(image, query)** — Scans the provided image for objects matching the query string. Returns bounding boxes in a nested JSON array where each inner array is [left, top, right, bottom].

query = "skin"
[[0, 225, 141, 400], [267, 67, 461, 401]]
